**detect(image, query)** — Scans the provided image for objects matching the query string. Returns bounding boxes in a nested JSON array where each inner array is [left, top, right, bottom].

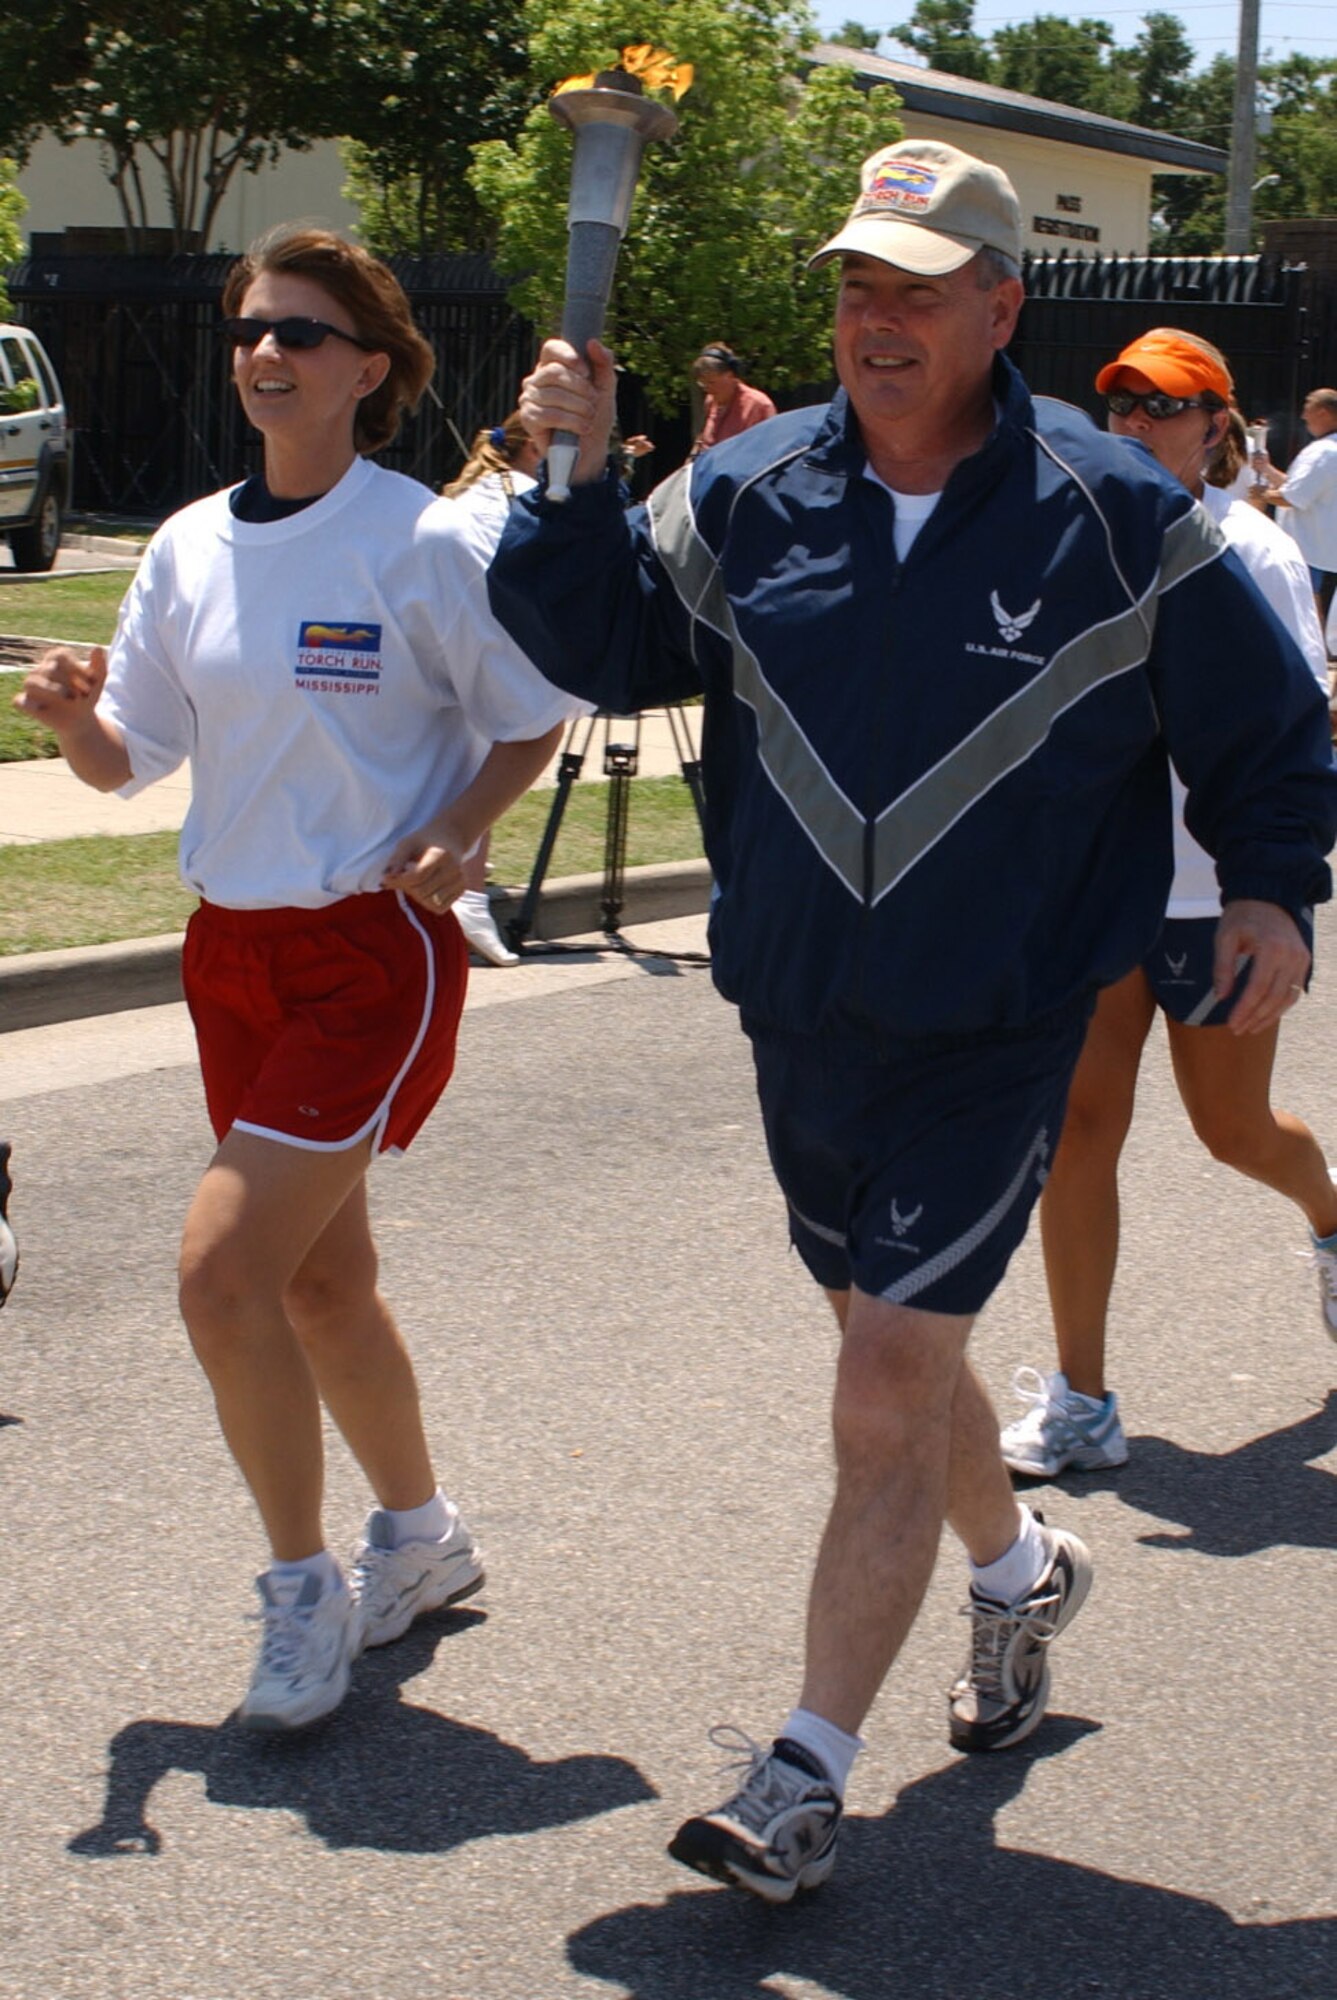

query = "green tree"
[[0, 158, 27, 317], [340, 0, 531, 255], [0, 9, 112, 166], [1149, 52, 1235, 252], [1258, 55, 1337, 226], [888, 0, 993, 82], [990, 17, 1117, 111], [1104, 10, 1195, 130], [0, 2, 350, 252], [830, 19, 884, 51], [469, 0, 904, 414]]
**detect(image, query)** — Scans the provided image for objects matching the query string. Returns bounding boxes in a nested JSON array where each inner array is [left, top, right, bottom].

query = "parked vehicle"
[[0, 324, 71, 571]]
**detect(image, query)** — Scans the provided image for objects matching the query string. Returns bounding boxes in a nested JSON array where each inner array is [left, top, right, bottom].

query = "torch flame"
[[553, 45, 693, 100]]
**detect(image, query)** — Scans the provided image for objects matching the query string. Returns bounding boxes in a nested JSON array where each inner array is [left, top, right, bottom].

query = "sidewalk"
[[0, 709, 711, 1031], [0, 708, 700, 845]]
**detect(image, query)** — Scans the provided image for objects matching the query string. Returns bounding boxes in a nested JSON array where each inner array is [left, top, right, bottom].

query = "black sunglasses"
[[1104, 388, 1213, 421], [220, 316, 376, 353]]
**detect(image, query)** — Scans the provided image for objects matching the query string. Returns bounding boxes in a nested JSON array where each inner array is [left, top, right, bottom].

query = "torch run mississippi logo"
[[294, 620, 383, 696], [859, 159, 940, 216]]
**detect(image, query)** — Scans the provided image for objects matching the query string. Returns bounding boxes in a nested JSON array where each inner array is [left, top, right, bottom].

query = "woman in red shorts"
[[15, 227, 575, 1731]]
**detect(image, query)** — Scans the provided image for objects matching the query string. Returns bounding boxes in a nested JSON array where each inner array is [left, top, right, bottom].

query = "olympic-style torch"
[[545, 47, 690, 500]]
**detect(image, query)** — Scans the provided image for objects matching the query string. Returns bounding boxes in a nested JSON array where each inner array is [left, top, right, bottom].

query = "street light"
[[1252, 173, 1281, 192]]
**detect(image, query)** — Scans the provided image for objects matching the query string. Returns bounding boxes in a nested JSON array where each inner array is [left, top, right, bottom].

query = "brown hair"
[[441, 412, 531, 499], [1206, 406, 1248, 489], [222, 225, 436, 454]]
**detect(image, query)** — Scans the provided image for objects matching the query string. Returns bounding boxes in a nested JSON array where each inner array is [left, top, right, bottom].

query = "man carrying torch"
[[490, 136, 1336, 1901]]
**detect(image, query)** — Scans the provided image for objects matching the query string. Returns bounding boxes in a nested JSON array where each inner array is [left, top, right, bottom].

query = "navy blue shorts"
[[1143, 912, 1313, 1026], [748, 997, 1093, 1317]]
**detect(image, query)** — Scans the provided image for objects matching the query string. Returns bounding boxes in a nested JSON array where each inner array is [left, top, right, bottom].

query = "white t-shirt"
[[863, 466, 943, 561], [100, 456, 582, 908], [1167, 482, 1330, 917], [1278, 431, 1337, 571]]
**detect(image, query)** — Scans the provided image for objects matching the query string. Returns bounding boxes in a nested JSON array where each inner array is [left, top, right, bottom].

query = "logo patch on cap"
[[861, 159, 939, 215]]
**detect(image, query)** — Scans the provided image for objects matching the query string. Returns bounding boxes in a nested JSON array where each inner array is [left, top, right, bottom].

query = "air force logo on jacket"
[[487, 352, 1337, 1044]]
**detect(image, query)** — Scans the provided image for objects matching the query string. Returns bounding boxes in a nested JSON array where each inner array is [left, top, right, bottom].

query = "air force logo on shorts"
[[294, 620, 383, 696]]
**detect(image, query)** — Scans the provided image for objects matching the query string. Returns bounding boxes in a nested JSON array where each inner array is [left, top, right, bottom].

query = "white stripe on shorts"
[[878, 1125, 1051, 1307]]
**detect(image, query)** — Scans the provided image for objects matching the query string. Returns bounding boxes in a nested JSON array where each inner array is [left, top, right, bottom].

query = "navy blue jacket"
[[489, 354, 1337, 1042]]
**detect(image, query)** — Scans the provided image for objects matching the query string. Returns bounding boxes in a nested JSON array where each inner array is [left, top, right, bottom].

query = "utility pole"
[[1223, 0, 1261, 252]]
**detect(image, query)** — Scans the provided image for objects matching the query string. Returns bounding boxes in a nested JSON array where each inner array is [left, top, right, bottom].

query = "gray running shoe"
[[949, 1514, 1093, 1753], [668, 1728, 842, 1902], [1000, 1368, 1129, 1477], [350, 1506, 484, 1648], [238, 1571, 359, 1732]]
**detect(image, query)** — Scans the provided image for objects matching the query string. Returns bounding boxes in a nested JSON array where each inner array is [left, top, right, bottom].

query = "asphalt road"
[[1, 915, 1334, 2000]]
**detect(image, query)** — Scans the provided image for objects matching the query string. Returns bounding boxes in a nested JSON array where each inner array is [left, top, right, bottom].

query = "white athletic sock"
[[268, 1548, 341, 1596], [777, 1707, 863, 1796], [969, 1505, 1048, 1604], [383, 1487, 453, 1547]]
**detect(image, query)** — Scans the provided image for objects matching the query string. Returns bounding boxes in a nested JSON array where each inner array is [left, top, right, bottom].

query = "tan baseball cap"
[[809, 140, 1023, 277]]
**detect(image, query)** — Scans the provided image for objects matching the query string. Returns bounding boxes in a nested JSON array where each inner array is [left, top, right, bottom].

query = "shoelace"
[[958, 1586, 1064, 1699], [705, 1725, 815, 1830], [249, 1600, 318, 1676], [348, 1543, 404, 1614], [1007, 1365, 1073, 1441]]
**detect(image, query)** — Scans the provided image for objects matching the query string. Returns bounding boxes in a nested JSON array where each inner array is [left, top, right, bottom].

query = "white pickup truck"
[[0, 323, 71, 571]]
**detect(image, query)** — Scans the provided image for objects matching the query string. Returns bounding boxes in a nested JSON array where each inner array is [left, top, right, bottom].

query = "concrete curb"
[[62, 533, 150, 558], [0, 858, 712, 1033]]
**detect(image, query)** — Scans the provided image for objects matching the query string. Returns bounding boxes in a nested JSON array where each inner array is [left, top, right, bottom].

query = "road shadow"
[[69, 1609, 655, 1857], [568, 1720, 1334, 1999], [1016, 1390, 1337, 1555]]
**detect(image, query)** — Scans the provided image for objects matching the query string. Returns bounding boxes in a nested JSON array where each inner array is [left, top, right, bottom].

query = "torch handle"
[[548, 220, 621, 503]]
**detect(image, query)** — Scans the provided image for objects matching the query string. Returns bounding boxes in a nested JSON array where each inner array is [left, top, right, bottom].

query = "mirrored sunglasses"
[[220, 316, 375, 352], [1104, 388, 1210, 421]]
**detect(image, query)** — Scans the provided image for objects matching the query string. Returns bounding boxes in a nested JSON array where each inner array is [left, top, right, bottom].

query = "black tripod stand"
[[505, 706, 706, 950]]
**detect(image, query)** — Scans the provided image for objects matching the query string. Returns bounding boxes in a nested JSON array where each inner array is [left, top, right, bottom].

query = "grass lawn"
[[0, 775, 705, 955], [1, 574, 133, 761], [0, 571, 132, 646], [0, 672, 60, 761]]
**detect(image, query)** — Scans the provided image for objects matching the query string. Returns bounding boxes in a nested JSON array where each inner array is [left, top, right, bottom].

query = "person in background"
[[1002, 331, 1337, 1482], [14, 227, 574, 1733], [687, 344, 776, 459], [1256, 387, 1337, 648], [491, 143, 1336, 1900], [441, 414, 547, 967]]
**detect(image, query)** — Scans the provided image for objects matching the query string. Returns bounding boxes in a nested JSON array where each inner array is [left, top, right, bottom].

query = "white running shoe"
[[350, 1506, 485, 1648], [999, 1367, 1129, 1478], [0, 1142, 16, 1307], [238, 1570, 359, 1732], [452, 889, 518, 967], [1310, 1177, 1337, 1342]]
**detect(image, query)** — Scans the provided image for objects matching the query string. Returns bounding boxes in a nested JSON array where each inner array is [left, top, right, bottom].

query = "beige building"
[[813, 45, 1226, 258], [16, 135, 359, 254]]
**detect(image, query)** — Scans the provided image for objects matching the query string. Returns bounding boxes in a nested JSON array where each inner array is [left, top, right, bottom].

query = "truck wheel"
[[10, 489, 62, 572]]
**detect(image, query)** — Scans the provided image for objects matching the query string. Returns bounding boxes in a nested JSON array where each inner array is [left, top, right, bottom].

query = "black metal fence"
[[1012, 252, 1317, 459], [4, 247, 1334, 518], [3, 252, 541, 516]]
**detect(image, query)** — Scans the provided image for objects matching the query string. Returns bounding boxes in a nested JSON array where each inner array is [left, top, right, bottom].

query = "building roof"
[[813, 44, 1227, 176]]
